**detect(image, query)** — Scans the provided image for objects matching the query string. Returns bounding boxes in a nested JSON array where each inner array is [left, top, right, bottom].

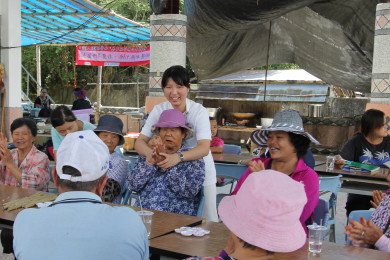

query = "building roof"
[[21, 0, 150, 46], [201, 69, 323, 83]]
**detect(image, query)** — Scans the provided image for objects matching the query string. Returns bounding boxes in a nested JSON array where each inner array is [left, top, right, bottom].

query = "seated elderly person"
[[231, 109, 320, 236], [94, 115, 129, 204], [0, 118, 50, 256], [128, 109, 205, 216], [345, 173, 390, 252], [187, 170, 307, 259], [0, 118, 50, 189], [13, 131, 149, 259]]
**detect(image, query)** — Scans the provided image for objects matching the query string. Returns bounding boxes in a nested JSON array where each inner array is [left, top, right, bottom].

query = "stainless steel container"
[[207, 107, 221, 118], [308, 104, 323, 118]]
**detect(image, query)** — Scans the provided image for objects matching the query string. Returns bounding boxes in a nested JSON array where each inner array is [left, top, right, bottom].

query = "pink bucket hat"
[[218, 170, 307, 252], [152, 109, 193, 139]]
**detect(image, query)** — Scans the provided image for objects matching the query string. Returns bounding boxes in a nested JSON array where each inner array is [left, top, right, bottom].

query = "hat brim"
[[218, 195, 306, 253], [251, 128, 320, 147], [151, 125, 193, 140], [94, 126, 125, 145]]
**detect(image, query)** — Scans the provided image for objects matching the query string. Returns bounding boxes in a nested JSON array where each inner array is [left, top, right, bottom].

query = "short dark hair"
[[57, 166, 105, 191], [161, 65, 190, 89], [288, 132, 310, 159], [361, 109, 385, 136], [238, 237, 274, 255], [41, 88, 48, 93], [11, 118, 37, 137], [50, 105, 76, 128]]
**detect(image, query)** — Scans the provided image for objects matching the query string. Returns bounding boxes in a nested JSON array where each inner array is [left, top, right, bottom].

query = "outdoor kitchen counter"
[[217, 126, 258, 145]]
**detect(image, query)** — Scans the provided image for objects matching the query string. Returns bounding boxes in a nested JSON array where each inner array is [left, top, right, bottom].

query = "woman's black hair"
[[10, 118, 38, 137], [161, 65, 190, 89], [361, 109, 385, 136], [50, 105, 76, 128], [288, 132, 310, 159], [238, 237, 274, 255]]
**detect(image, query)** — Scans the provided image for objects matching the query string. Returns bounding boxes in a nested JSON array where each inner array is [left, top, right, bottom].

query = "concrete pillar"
[[0, 0, 22, 139], [371, 3, 390, 103], [149, 14, 187, 97]]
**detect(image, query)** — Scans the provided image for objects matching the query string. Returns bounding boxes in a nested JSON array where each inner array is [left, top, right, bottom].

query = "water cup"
[[138, 210, 154, 237], [307, 224, 327, 254], [326, 156, 335, 171]]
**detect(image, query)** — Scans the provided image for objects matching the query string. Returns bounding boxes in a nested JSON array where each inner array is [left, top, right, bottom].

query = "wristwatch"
[[178, 152, 184, 162]]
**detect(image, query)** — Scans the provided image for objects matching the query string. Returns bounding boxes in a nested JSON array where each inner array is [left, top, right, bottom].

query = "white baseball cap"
[[56, 130, 111, 182]]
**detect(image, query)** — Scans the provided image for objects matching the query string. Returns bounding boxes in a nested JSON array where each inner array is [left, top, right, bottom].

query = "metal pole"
[[27, 75, 30, 98], [36, 45, 41, 95], [97, 66, 102, 118], [136, 78, 140, 108], [264, 21, 272, 101]]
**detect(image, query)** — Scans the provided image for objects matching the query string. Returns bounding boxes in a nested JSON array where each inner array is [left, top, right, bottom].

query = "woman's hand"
[[370, 190, 386, 208], [0, 133, 12, 165], [249, 160, 265, 173], [156, 153, 181, 169], [152, 142, 166, 165], [0, 144, 13, 166], [361, 220, 384, 245], [345, 220, 367, 244], [345, 219, 383, 246]]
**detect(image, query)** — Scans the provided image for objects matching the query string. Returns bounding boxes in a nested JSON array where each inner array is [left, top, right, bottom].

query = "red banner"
[[76, 45, 150, 66]]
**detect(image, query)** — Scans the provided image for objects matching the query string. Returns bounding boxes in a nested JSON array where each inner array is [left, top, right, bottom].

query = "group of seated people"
[[0, 65, 390, 258]]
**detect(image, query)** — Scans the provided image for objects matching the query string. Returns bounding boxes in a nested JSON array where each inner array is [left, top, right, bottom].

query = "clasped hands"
[[345, 217, 383, 246], [146, 140, 181, 170]]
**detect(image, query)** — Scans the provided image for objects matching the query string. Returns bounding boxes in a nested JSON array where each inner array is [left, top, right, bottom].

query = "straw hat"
[[251, 109, 320, 147]]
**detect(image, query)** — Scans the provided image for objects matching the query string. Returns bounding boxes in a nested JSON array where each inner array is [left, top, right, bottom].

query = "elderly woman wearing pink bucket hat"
[[187, 170, 308, 260], [128, 109, 205, 216], [231, 109, 320, 236], [135, 65, 218, 221]]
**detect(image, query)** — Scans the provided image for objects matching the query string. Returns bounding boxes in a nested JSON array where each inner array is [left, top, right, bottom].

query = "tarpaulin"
[[185, 0, 386, 92], [76, 45, 150, 66]]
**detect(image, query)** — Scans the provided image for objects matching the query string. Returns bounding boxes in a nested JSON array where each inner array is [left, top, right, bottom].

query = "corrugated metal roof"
[[21, 0, 150, 46], [201, 69, 323, 83]]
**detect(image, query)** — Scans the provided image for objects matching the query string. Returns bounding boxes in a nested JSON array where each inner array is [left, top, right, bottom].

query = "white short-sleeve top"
[[141, 99, 216, 186]]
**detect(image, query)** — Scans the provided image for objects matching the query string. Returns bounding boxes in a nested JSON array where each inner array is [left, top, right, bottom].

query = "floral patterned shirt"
[[0, 146, 50, 191], [371, 195, 390, 238], [127, 147, 205, 216]]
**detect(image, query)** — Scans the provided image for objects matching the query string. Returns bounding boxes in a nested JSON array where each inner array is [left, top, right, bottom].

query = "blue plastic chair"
[[316, 175, 342, 242], [121, 156, 139, 205], [313, 198, 330, 237], [128, 155, 138, 172], [223, 144, 242, 155], [215, 163, 248, 206], [196, 187, 205, 218], [121, 187, 132, 205], [346, 210, 374, 245]]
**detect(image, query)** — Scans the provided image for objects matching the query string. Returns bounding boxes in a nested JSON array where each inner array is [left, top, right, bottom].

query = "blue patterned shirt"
[[128, 147, 205, 216], [108, 152, 130, 204]]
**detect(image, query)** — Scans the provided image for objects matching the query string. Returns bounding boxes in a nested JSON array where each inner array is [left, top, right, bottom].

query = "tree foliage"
[[22, 0, 154, 104]]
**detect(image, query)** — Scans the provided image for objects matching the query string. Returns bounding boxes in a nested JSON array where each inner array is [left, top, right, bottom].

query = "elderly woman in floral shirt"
[[128, 109, 205, 216], [0, 118, 50, 255], [0, 118, 50, 190]]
